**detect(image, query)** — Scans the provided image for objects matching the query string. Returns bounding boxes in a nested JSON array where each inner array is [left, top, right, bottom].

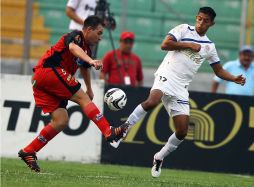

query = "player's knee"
[[71, 89, 91, 105], [143, 100, 159, 111], [58, 118, 69, 130], [62, 121, 69, 129], [175, 129, 188, 140]]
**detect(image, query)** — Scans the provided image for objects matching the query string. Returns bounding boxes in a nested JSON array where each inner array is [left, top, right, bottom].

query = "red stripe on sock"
[[83, 102, 110, 137], [25, 124, 58, 153]]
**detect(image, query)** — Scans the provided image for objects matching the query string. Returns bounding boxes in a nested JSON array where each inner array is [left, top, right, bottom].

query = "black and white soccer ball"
[[104, 88, 127, 111]]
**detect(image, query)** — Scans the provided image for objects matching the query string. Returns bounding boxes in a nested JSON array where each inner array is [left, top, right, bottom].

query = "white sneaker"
[[151, 153, 163, 178], [110, 122, 130, 148]]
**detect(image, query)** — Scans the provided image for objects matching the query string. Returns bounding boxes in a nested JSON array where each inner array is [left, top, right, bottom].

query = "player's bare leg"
[[141, 89, 163, 111], [49, 108, 69, 132], [110, 89, 163, 148], [152, 115, 189, 178], [70, 88, 128, 145], [173, 115, 189, 140], [69, 87, 92, 109]]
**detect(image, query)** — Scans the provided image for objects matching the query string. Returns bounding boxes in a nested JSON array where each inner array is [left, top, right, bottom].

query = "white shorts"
[[151, 74, 190, 118]]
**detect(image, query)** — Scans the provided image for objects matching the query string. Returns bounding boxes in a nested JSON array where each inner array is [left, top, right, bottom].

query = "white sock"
[[156, 133, 183, 160], [126, 104, 147, 128]]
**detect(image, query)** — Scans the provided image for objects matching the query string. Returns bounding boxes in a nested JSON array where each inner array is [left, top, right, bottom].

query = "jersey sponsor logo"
[[68, 77, 77, 85], [172, 24, 184, 33], [75, 35, 81, 44], [38, 135, 47, 143], [205, 45, 210, 52], [67, 74, 71, 81], [32, 80, 37, 87], [73, 57, 85, 67], [93, 113, 103, 121], [179, 49, 203, 64]]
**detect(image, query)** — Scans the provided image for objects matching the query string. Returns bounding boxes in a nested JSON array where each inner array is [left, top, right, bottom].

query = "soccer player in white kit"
[[110, 7, 246, 177]]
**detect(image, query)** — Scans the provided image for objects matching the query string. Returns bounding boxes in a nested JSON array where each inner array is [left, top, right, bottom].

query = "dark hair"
[[83, 15, 105, 30], [199, 7, 216, 22]]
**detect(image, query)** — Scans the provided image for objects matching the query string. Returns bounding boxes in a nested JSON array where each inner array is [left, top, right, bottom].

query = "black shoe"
[[105, 123, 129, 147], [109, 122, 131, 148], [18, 149, 41, 172]]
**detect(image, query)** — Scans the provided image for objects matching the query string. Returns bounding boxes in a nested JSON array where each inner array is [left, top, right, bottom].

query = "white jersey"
[[155, 24, 220, 87], [67, 0, 96, 30]]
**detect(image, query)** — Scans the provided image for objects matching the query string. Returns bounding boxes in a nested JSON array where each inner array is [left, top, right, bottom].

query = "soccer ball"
[[104, 88, 127, 111]]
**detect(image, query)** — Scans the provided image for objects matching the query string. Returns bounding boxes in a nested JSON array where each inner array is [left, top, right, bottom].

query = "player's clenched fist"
[[89, 60, 103, 70], [190, 43, 201, 52]]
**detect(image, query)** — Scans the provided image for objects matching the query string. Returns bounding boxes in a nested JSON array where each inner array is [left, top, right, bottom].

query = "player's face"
[[120, 38, 134, 53], [239, 51, 254, 67], [195, 13, 215, 36], [87, 24, 104, 46]]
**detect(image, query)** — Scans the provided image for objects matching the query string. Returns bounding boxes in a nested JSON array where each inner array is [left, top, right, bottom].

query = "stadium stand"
[[2, 0, 253, 71], [1, 0, 51, 59]]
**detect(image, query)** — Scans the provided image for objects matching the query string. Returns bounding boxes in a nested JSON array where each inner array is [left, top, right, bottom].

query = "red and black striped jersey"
[[33, 30, 92, 75]]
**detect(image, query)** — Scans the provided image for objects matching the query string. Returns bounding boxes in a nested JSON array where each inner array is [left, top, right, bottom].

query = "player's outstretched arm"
[[161, 35, 201, 52], [69, 42, 103, 70], [212, 63, 246, 86], [69, 42, 93, 64]]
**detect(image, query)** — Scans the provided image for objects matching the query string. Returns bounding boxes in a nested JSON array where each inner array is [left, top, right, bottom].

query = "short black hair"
[[199, 7, 216, 22], [83, 15, 105, 30]]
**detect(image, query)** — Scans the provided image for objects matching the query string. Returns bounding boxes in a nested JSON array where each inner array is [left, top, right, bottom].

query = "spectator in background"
[[66, 0, 97, 78], [66, 0, 96, 31], [100, 31, 144, 86], [66, 0, 116, 31], [211, 45, 254, 96], [66, 0, 116, 79]]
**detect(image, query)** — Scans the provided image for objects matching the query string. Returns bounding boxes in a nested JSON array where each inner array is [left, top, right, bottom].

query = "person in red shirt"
[[18, 16, 128, 172], [99, 31, 144, 86]]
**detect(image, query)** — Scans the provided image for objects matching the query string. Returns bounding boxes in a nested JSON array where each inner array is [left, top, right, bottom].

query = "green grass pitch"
[[1, 158, 254, 187]]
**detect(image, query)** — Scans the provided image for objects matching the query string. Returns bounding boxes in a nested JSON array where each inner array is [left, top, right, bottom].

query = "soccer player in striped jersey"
[[18, 16, 128, 172]]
